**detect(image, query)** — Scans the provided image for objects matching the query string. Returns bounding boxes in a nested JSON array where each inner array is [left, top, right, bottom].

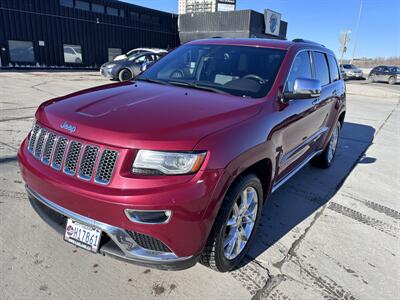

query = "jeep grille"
[[27, 122, 118, 185]]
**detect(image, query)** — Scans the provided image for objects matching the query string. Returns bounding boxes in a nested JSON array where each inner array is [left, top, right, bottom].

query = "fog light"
[[124, 209, 171, 224]]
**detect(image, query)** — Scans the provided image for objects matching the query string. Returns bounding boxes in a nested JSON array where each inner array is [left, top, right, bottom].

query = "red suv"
[[18, 38, 345, 272]]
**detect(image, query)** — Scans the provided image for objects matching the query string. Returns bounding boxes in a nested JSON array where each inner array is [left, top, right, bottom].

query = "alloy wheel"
[[223, 186, 258, 260], [327, 124, 340, 163]]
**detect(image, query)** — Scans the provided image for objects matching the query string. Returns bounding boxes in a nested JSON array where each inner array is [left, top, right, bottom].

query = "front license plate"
[[64, 219, 101, 253]]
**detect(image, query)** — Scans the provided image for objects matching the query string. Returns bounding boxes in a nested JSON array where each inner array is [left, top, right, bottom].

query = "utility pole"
[[339, 30, 351, 66], [350, 0, 363, 64]]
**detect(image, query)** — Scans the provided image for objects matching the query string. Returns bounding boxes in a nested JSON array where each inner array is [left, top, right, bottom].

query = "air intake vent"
[[34, 129, 47, 159], [127, 231, 171, 253], [28, 123, 40, 153], [52, 137, 68, 170], [95, 149, 118, 185], [64, 141, 82, 176], [42, 132, 56, 165], [78, 145, 99, 180]]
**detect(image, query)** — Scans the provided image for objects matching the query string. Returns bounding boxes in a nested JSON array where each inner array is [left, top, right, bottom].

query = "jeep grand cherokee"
[[18, 38, 346, 272]]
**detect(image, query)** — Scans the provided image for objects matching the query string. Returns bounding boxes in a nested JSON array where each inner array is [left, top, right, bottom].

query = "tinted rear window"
[[327, 55, 340, 82], [312, 52, 330, 86]]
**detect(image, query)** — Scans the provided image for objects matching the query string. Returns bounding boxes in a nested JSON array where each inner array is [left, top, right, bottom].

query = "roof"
[[188, 38, 330, 53], [189, 38, 293, 50]]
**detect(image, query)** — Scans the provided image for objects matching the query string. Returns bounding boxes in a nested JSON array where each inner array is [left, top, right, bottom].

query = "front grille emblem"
[[60, 121, 77, 133]]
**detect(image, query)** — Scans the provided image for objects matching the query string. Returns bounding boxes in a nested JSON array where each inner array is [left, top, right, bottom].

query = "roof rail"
[[292, 38, 325, 47]]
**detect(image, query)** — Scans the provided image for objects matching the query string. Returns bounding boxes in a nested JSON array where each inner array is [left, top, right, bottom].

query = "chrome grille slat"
[[95, 150, 118, 185], [42, 132, 57, 165], [34, 128, 47, 159], [28, 123, 40, 152], [64, 141, 82, 176], [52, 137, 68, 171], [78, 145, 99, 181], [27, 123, 119, 185]]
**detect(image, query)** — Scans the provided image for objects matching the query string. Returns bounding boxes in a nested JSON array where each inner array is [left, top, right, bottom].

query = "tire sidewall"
[[119, 69, 132, 82], [324, 121, 341, 167], [214, 175, 263, 271], [388, 76, 396, 85]]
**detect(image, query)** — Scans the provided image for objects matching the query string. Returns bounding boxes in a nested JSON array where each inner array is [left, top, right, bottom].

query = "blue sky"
[[122, 0, 400, 59]]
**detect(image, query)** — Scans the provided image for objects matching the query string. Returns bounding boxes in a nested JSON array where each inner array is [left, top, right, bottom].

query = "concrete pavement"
[[0, 71, 399, 300]]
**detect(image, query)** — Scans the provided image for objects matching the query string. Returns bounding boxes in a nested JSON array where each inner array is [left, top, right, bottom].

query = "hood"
[[36, 82, 262, 150], [113, 54, 128, 61]]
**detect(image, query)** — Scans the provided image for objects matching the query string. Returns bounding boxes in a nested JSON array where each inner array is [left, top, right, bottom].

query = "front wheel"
[[368, 74, 375, 83], [118, 69, 132, 82], [311, 121, 341, 169], [200, 174, 263, 272], [388, 76, 396, 85]]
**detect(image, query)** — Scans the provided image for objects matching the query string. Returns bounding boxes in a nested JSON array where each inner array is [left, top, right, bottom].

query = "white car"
[[113, 48, 167, 61], [63, 46, 82, 64]]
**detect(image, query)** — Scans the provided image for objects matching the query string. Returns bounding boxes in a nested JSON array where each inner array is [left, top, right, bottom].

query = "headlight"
[[132, 150, 206, 175], [106, 64, 116, 69]]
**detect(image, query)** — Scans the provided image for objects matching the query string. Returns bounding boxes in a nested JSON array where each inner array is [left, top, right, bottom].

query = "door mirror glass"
[[284, 78, 321, 100]]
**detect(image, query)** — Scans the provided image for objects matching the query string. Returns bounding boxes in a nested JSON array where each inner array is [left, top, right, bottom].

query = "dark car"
[[340, 64, 364, 80], [100, 51, 166, 81], [368, 65, 400, 84], [19, 38, 345, 272]]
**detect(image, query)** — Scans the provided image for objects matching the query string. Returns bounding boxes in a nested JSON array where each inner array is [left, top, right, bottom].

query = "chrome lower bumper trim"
[[26, 185, 195, 269]]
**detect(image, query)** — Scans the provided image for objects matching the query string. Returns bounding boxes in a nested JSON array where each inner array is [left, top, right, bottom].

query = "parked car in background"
[[100, 51, 167, 81], [340, 64, 364, 80], [368, 65, 400, 85], [19, 38, 345, 272], [113, 48, 167, 61], [63, 46, 82, 64]]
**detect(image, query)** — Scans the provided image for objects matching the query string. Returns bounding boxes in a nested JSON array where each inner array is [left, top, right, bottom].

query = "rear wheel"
[[388, 76, 396, 85], [200, 174, 263, 272], [311, 121, 341, 169], [118, 68, 132, 82]]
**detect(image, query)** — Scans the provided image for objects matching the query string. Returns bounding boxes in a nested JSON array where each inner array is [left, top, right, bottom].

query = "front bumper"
[[18, 137, 226, 260], [100, 67, 115, 79], [27, 185, 199, 270]]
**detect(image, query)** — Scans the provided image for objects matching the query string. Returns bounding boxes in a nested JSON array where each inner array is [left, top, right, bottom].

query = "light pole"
[[350, 0, 363, 64], [339, 30, 351, 66]]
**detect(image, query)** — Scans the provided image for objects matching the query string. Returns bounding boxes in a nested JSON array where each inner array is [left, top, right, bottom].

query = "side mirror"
[[284, 78, 321, 101]]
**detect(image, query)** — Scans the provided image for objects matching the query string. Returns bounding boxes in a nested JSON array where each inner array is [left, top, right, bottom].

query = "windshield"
[[342, 64, 356, 69], [138, 44, 286, 98]]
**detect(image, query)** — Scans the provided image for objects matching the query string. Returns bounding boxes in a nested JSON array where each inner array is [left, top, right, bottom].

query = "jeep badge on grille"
[[60, 121, 77, 133]]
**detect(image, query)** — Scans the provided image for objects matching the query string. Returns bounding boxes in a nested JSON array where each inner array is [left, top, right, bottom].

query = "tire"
[[75, 58, 82, 64], [118, 69, 132, 82], [368, 74, 375, 83], [388, 76, 396, 85], [311, 121, 341, 169], [200, 173, 263, 272]]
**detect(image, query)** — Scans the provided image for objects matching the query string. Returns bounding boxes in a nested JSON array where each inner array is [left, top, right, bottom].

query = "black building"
[[0, 0, 179, 68], [179, 10, 287, 43]]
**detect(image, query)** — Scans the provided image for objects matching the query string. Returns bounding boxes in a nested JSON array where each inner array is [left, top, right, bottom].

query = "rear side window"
[[327, 55, 340, 82], [312, 52, 330, 86], [285, 51, 312, 92]]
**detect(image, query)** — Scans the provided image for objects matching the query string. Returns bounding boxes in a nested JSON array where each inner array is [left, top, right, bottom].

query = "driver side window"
[[285, 51, 312, 92]]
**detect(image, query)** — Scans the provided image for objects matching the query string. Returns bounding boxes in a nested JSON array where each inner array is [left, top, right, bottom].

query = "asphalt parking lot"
[[0, 71, 399, 300]]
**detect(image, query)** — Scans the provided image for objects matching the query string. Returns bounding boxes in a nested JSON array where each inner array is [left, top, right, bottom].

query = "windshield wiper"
[[136, 77, 171, 86], [169, 81, 229, 95]]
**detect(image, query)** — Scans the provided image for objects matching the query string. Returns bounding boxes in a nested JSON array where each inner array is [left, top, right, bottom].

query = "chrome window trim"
[[283, 48, 339, 97]]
